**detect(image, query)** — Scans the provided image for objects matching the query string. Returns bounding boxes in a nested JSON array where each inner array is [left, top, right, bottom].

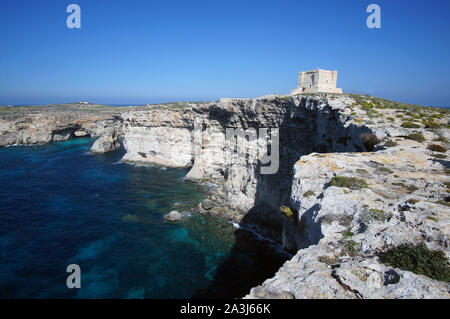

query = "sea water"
[[0, 138, 286, 298]]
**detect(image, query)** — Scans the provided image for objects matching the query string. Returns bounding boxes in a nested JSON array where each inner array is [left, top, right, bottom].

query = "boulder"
[[164, 210, 183, 222], [90, 136, 120, 154], [201, 199, 214, 210]]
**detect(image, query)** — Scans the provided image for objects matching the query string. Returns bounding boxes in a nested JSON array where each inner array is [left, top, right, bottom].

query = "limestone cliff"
[[120, 95, 372, 240], [0, 103, 125, 147], [120, 94, 450, 298], [2, 95, 448, 298]]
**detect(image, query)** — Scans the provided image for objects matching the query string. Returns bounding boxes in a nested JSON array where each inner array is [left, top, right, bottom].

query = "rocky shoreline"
[[1, 94, 449, 298], [0, 103, 126, 147]]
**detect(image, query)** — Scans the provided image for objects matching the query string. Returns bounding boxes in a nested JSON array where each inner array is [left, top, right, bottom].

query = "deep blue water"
[[0, 138, 286, 298]]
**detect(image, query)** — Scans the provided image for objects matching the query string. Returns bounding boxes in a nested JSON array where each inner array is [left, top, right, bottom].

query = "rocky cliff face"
[[121, 95, 372, 241], [0, 104, 125, 147], [121, 94, 450, 298], [245, 141, 449, 298], [2, 95, 448, 298]]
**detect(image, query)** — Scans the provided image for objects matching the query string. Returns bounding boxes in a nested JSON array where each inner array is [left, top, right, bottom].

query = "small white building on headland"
[[290, 69, 343, 95]]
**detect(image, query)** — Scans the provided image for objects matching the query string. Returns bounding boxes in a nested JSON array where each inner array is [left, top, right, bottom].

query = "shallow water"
[[0, 138, 286, 298]]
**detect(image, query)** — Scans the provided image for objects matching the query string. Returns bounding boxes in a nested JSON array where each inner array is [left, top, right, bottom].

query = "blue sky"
[[0, 0, 449, 106]]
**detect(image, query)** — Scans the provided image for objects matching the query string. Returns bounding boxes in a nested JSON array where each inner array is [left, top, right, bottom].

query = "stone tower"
[[290, 69, 343, 95]]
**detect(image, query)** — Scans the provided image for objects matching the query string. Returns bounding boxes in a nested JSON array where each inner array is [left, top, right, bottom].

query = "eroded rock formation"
[[120, 95, 371, 240], [90, 134, 121, 154], [0, 103, 125, 147], [2, 95, 448, 298], [120, 94, 450, 298]]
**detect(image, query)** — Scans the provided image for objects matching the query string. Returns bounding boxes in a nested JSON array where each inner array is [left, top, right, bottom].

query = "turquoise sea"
[[0, 138, 286, 298]]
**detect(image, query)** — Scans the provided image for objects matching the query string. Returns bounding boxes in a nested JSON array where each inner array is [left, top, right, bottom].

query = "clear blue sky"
[[0, 0, 449, 106]]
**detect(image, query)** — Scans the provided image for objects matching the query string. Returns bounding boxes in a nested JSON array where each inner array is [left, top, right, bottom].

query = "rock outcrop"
[[0, 103, 125, 147], [120, 95, 371, 238], [164, 210, 184, 222], [2, 94, 449, 298], [90, 134, 121, 154], [120, 94, 449, 298], [245, 142, 450, 298]]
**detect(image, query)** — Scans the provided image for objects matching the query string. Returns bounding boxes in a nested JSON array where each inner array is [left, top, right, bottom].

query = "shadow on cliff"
[[193, 97, 374, 298]]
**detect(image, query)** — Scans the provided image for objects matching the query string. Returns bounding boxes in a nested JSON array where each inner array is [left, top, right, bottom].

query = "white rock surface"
[[164, 210, 183, 222], [119, 94, 449, 299], [90, 135, 120, 153]]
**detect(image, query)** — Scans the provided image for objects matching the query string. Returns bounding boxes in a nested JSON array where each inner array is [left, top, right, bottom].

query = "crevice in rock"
[[331, 269, 363, 299]]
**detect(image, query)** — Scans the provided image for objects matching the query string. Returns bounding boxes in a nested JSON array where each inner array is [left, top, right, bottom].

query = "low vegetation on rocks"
[[343, 240, 361, 257], [433, 134, 448, 143], [384, 139, 399, 147], [431, 153, 447, 159], [330, 176, 369, 190], [380, 243, 450, 282], [280, 206, 297, 223], [422, 120, 442, 129], [303, 190, 316, 198], [427, 144, 447, 153], [378, 166, 393, 174], [436, 199, 450, 207], [360, 133, 381, 151], [406, 132, 426, 142], [369, 208, 393, 222], [392, 182, 419, 193], [401, 121, 421, 128]]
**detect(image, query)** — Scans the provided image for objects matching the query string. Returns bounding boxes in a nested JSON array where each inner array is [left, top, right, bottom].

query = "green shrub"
[[401, 121, 421, 128], [430, 113, 444, 119], [432, 153, 447, 159], [303, 190, 316, 198], [379, 167, 393, 174], [392, 182, 406, 188], [321, 214, 353, 228], [384, 139, 398, 147], [330, 176, 369, 190], [360, 133, 381, 151], [318, 255, 338, 266], [422, 121, 442, 129], [427, 144, 447, 153], [436, 200, 450, 207], [369, 208, 393, 221], [392, 182, 419, 193], [407, 133, 426, 143], [380, 243, 450, 282], [361, 102, 375, 109], [280, 206, 295, 220], [343, 240, 360, 257], [342, 231, 355, 239]]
